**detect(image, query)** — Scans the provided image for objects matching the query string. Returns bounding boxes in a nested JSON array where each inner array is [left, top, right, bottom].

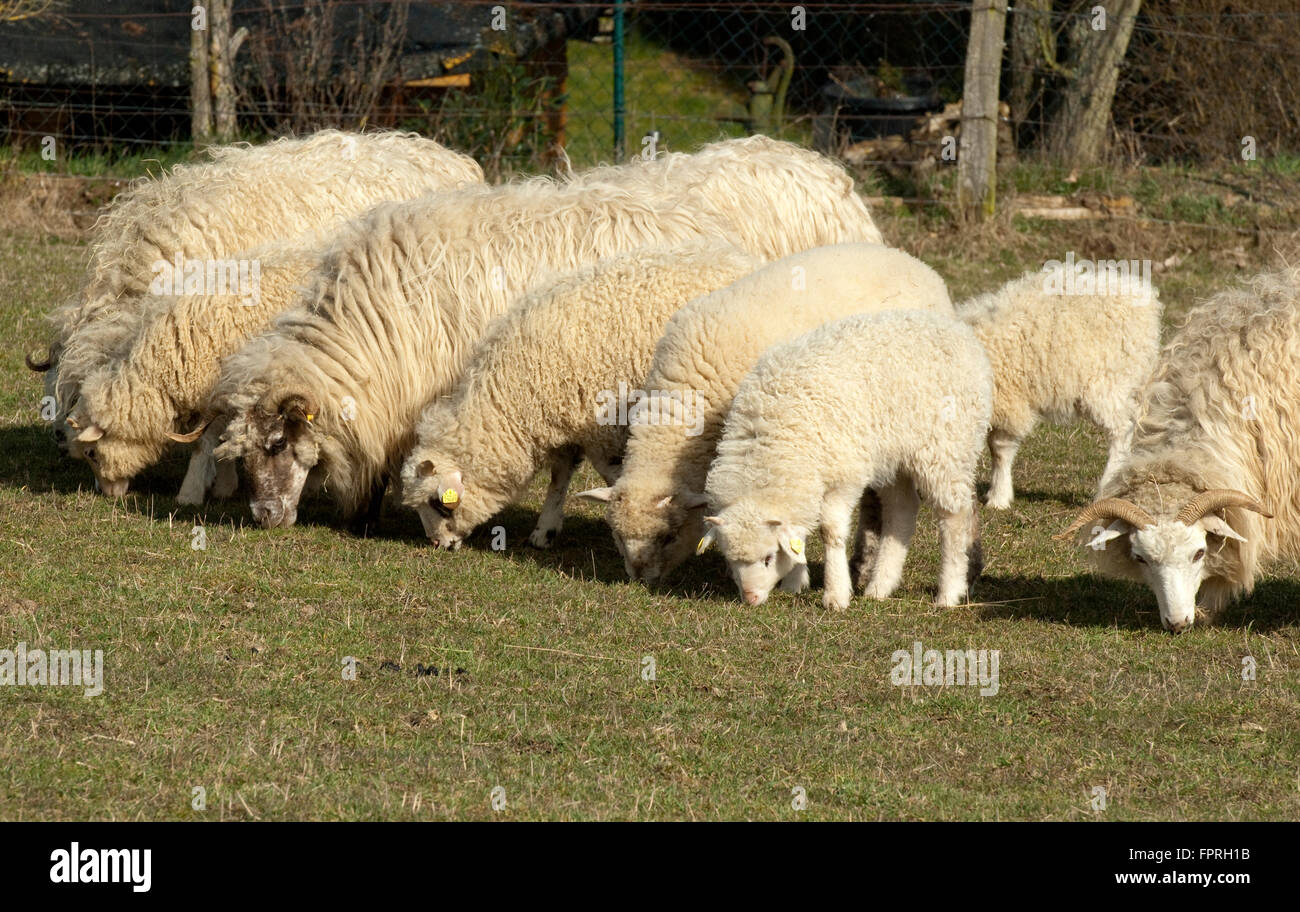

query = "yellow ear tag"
[[788, 537, 804, 555], [696, 536, 710, 555], [305, 413, 315, 423], [441, 489, 459, 505]]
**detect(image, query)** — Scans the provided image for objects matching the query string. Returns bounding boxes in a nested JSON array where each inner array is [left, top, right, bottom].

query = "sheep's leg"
[[778, 562, 810, 594], [935, 498, 978, 608], [348, 477, 387, 537], [863, 476, 920, 601], [1096, 417, 1134, 493], [529, 447, 582, 549], [984, 428, 1022, 510], [820, 494, 857, 611], [176, 444, 212, 506], [210, 457, 239, 500], [850, 488, 881, 592], [208, 416, 238, 499]]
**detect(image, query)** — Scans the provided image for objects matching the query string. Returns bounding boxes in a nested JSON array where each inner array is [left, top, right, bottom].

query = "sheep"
[[566, 135, 883, 257], [210, 138, 884, 529], [697, 309, 993, 610], [30, 130, 483, 447], [957, 261, 1162, 509], [398, 241, 760, 550], [579, 242, 953, 587], [1055, 267, 1300, 633], [64, 233, 326, 499]]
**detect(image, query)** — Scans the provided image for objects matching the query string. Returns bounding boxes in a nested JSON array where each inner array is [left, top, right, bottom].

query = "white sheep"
[[211, 138, 884, 529], [64, 233, 325, 499], [1056, 267, 1300, 632], [398, 241, 759, 550], [580, 242, 953, 586], [32, 130, 482, 447], [698, 309, 993, 610], [958, 261, 1162, 509]]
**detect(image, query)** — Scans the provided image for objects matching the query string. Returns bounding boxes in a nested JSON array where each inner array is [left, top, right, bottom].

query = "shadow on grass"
[[974, 572, 1300, 633]]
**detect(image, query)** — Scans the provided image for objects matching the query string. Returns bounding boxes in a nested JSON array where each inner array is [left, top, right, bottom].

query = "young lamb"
[[399, 241, 759, 550], [580, 242, 953, 586], [1056, 267, 1300, 633], [32, 130, 482, 447], [698, 310, 993, 610], [64, 233, 325, 499], [958, 261, 1162, 509], [211, 138, 884, 530]]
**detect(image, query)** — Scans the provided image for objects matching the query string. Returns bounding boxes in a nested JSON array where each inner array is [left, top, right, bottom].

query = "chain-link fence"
[[0, 1, 1297, 179]]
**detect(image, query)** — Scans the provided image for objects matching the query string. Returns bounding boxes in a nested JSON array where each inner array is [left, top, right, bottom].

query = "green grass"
[[1, 217, 1297, 821]]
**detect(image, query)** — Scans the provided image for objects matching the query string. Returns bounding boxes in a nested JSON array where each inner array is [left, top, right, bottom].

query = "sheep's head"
[[401, 458, 477, 550], [580, 482, 708, 584], [696, 504, 809, 606], [1057, 491, 1271, 633], [217, 391, 320, 528]]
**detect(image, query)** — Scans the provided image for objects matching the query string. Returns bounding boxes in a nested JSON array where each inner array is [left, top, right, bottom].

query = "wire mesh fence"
[[0, 2, 1296, 180]]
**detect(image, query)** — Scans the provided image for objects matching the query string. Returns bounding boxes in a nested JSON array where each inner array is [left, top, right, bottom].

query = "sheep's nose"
[[97, 477, 129, 497], [1167, 619, 1190, 634], [743, 589, 762, 606]]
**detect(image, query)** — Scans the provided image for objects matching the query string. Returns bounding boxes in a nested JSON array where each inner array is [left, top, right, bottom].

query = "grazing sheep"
[[31, 130, 483, 446], [569, 135, 883, 256], [399, 241, 759, 550], [211, 139, 884, 529], [958, 262, 1162, 509], [1056, 268, 1300, 633], [580, 243, 953, 586], [698, 310, 993, 610], [64, 233, 325, 499]]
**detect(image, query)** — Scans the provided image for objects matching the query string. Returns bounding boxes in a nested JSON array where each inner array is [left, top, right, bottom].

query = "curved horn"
[[25, 345, 54, 372], [1053, 498, 1157, 541], [275, 390, 319, 423], [166, 417, 212, 444], [1175, 490, 1273, 525]]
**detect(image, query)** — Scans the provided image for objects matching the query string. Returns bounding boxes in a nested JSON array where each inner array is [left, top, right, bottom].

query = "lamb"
[[1055, 267, 1300, 633], [210, 138, 884, 529], [958, 261, 1162, 509], [64, 233, 326, 499], [697, 309, 993, 609], [398, 241, 759, 550], [580, 242, 953, 586], [29, 130, 483, 446]]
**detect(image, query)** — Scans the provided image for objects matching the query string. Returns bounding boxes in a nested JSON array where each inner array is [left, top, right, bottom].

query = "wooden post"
[[956, 0, 1008, 221], [190, 2, 212, 142]]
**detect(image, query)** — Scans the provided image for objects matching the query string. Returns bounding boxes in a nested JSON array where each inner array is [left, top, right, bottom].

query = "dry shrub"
[[1115, 0, 1300, 163]]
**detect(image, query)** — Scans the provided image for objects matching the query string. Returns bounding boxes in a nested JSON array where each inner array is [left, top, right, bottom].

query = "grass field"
[[1, 188, 1298, 820]]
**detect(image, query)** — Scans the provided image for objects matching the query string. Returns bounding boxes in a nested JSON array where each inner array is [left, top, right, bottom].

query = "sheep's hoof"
[[862, 580, 897, 601], [984, 493, 1012, 510], [528, 528, 557, 549], [934, 591, 967, 609], [823, 591, 852, 612], [175, 490, 203, 507]]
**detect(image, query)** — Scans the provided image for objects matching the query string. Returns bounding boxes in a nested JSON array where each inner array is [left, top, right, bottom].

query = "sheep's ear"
[[578, 487, 614, 503], [678, 490, 709, 509], [437, 469, 464, 509], [1201, 515, 1247, 543], [278, 393, 317, 426], [774, 524, 808, 563], [1085, 519, 1129, 551], [654, 495, 673, 510], [76, 424, 104, 443], [416, 460, 436, 478], [704, 515, 722, 526]]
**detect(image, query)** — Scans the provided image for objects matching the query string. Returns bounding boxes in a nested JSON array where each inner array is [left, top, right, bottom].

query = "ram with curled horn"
[[1055, 266, 1300, 633]]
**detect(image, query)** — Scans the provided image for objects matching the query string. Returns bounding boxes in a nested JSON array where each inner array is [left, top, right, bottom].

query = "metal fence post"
[[613, 0, 626, 163]]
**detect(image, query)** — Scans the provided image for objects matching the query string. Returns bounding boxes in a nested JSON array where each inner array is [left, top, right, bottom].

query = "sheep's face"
[[220, 395, 319, 529], [65, 408, 164, 496], [582, 484, 708, 583], [1084, 513, 1249, 633], [697, 509, 808, 606], [406, 461, 470, 550]]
